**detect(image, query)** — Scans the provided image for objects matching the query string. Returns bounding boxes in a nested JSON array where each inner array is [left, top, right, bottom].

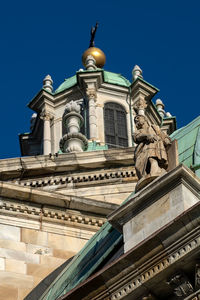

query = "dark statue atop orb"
[[89, 22, 98, 47]]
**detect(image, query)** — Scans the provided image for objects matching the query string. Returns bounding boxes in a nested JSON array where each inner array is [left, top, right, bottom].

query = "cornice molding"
[[13, 168, 136, 189], [0, 199, 106, 230]]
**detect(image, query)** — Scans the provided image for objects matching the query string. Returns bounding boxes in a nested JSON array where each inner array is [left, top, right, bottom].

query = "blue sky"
[[0, 0, 199, 158]]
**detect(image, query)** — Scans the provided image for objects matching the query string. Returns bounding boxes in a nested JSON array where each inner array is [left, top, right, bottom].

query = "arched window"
[[104, 102, 128, 148]]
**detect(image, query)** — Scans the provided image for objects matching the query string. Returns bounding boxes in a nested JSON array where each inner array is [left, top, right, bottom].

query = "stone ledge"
[[108, 164, 200, 233], [0, 147, 135, 180], [0, 182, 118, 216]]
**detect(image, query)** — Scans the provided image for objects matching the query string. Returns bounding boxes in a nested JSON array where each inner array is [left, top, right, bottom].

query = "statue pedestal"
[[108, 164, 200, 253], [136, 171, 166, 192]]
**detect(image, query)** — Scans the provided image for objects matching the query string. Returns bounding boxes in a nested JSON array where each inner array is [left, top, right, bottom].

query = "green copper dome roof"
[[103, 70, 131, 87], [55, 75, 77, 94], [54, 70, 131, 94], [170, 115, 200, 176]]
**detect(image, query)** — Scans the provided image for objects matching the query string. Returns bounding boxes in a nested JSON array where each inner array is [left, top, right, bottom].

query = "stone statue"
[[133, 115, 171, 190], [167, 273, 194, 297], [89, 22, 98, 47], [195, 263, 200, 288]]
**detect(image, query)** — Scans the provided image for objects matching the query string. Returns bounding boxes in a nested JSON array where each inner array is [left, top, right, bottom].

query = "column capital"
[[40, 110, 53, 121], [133, 98, 147, 116], [86, 88, 97, 100]]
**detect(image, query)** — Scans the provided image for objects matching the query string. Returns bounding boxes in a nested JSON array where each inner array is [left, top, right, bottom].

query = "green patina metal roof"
[[54, 70, 131, 94], [86, 141, 108, 151], [170, 115, 200, 175], [54, 75, 77, 94], [103, 70, 131, 87]]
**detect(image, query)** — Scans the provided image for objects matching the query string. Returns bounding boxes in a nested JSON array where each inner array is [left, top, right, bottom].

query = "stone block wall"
[[0, 223, 92, 299]]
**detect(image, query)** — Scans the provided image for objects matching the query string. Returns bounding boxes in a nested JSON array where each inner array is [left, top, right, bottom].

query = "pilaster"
[[86, 87, 97, 140], [77, 70, 103, 141], [40, 110, 53, 155]]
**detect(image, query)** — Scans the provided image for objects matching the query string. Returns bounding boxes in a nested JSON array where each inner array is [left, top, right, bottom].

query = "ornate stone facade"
[[1, 47, 181, 300]]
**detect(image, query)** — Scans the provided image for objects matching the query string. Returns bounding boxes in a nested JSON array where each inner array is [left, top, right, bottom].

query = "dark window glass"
[[104, 102, 128, 148]]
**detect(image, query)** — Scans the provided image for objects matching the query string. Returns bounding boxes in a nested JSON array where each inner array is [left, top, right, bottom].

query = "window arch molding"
[[104, 101, 128, 148]]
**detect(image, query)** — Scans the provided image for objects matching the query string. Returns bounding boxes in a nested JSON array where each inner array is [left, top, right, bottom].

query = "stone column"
[[126, 112, 132, 147], [86, 88, 97, 140], [40, 111, 52, 155]]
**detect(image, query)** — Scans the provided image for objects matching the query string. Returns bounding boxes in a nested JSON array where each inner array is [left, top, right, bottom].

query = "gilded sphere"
[[82, 47, 106, 68]]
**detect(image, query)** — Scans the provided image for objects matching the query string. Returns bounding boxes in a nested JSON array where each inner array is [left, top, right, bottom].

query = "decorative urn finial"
[[59, 101, 88, 153], [156, 99, 165, 118], [132, 65, 143, 81], [43, 75, 53, 92]]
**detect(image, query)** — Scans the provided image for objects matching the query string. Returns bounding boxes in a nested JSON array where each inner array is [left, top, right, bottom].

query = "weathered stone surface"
[[124, 181, 199, 252], [0, 148, 134, 180], [0, 248, 40, 264], [26, 244, 52, 256], [0, 271, 33, 289], [21, 228, 48, 246], [40, 255, 65, 267], [18, 288, 32, 300], [0, 224, 20, 242], [47, 232, 86, 252], [0, 258, 5, 271], [5, 259, 26, 274], [167, 139, 179, 171], [0, 239, 26, 252], [27, 263, 56, 278], [41, 221, 95, 240], [0, 285, 18, 300], [53, 249, 75, 259], [60, 183, 136, 204], [109, 164, 200, 253]]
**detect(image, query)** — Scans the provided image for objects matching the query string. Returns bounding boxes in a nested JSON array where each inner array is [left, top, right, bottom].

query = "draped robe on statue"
[[134, 124, 170, 179]]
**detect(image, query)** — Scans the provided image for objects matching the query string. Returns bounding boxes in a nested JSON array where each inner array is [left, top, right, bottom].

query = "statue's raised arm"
[[89, 22, 98, 47]]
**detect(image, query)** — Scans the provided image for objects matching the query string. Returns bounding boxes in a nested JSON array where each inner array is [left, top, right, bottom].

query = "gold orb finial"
[[82, 23, 106, 68], [82, 47, 106, 68]]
